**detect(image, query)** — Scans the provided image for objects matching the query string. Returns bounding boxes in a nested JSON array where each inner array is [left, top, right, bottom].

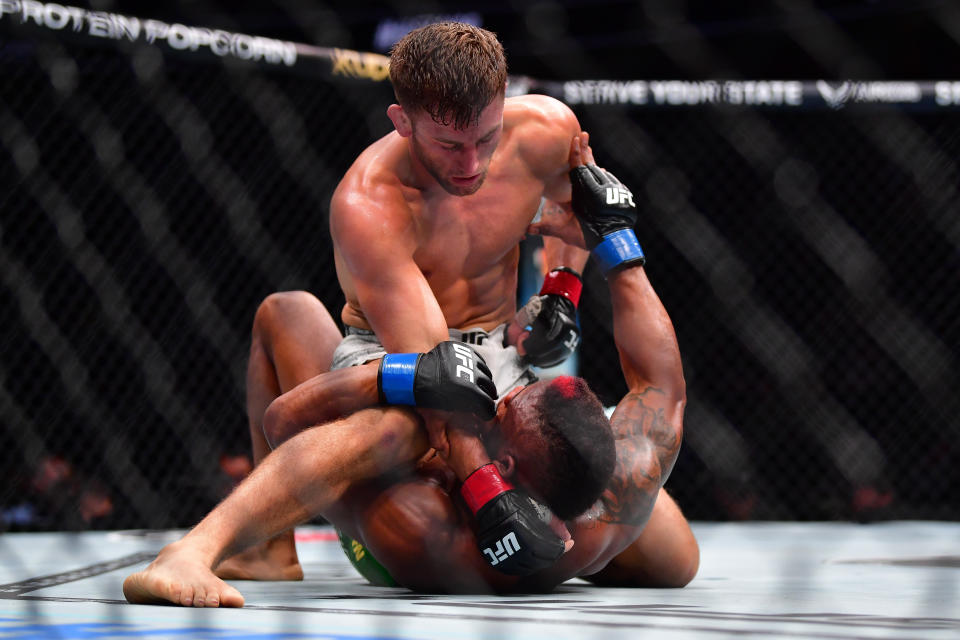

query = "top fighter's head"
[[387, 22, 508, 196], [483, 376, 616, 520]]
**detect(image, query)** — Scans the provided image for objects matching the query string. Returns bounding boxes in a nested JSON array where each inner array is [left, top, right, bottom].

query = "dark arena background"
[[1, 1, 958, 533]]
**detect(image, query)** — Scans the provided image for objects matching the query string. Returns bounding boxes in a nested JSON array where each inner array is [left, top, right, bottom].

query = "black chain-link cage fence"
[[2, 28, 958, 531]]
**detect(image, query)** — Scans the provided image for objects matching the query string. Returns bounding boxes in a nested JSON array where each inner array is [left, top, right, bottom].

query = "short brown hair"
[[389, 22, 507, 130]]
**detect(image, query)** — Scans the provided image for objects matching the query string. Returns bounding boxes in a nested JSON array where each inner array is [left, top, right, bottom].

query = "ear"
[[493, 454, 516, 479], [387, 104, 413, 137]]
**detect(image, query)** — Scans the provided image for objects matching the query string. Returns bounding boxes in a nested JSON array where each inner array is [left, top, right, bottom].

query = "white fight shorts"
[[331, 325, 537, 402]]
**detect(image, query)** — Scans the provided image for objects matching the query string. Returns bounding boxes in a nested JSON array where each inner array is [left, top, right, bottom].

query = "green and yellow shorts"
[[336, 529, 398, 587]]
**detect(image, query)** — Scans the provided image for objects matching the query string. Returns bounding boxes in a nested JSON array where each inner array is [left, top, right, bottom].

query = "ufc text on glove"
[[378, 341, 498, 419], [569, 164, 646, 274], [461, 464, 566, 575]]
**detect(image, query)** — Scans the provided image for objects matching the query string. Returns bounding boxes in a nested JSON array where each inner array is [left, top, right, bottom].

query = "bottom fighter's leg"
[[215, 291, 342, 581], [124, 408, 429, 607], [583, 489, 699, 588]]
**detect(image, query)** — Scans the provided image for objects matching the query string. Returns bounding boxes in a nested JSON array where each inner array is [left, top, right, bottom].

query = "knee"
[[649, 521, 700, 588], [665, 535, 700, 587], [261, 396, 292, 450], [589, 535, 700, 589], [252, 291, 318, 338]]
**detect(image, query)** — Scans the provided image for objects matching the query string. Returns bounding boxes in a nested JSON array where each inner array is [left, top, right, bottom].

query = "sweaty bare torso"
[[333, 97, 570, 332]]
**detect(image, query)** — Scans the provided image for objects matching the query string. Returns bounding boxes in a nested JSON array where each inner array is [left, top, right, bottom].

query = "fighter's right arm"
[[330, 176, 449, 353], [599, 266, 685, 527], [263, 344, 496, 449], [563, 135, 686, 529]]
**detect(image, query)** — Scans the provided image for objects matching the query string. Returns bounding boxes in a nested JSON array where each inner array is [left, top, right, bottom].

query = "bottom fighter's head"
[[483, 376, 616, 520]]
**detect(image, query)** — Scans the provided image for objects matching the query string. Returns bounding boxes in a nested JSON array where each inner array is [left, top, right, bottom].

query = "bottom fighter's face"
[[481, 383, 542, 458]]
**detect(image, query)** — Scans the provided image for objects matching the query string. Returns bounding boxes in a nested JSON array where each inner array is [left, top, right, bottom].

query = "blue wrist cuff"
[[379, 353, 419, 405], [593, 229, 645, 273]]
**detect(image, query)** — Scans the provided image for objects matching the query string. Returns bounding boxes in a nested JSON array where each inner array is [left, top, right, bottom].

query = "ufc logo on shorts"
[[605, 186, 635, 207], [564, 329, 580, 351], [452, 343, 475, 383], [482, 531, 521, 566]]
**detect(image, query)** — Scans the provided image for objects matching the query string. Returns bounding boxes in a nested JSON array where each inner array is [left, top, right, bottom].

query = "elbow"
[[676, 547, 700, 587], [662, 525, 700, 588], [262, 398, 297, 450]]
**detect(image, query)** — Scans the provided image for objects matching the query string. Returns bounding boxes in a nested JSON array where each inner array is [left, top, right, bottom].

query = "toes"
[[121, 574, 139, 603], [221, 584, 245, 608], [120, 562, 244, 608], [177, 583, 194, 607]]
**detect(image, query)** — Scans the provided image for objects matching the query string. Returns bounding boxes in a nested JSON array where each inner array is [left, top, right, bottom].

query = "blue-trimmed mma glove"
[[377, 341, 497, 419], [569, 163, 646, 274], [461, 464, 565, 575], [512, 267, 582, 368]]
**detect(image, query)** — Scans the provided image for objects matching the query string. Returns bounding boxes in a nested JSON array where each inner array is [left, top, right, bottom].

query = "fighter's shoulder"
[[504, 95, 579, 174], [331, 134, 412, 238], [504, 94, 579, 140]]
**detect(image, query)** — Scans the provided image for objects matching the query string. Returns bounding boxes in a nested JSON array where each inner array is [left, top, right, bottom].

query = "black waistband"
[[343, 325, 374, 336]]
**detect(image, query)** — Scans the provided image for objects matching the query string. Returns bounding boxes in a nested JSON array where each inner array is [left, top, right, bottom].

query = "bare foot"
[[213, 531, 303, 581], [123, 541, 245, 608]]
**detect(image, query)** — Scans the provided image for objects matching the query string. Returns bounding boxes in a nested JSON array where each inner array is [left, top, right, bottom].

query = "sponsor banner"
[[0, 0, 297, 66], [2, 3, 959, 105], [556, 79, 958, 109], [562, 80, 803, 107], [814, 80, 921, 108], [327, 47, 390, 82]]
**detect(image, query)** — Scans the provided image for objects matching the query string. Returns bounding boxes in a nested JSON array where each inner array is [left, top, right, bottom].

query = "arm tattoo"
[[599, 438, 659, 525], [598, 387, 681, 525], [610, 387, 680, 463]]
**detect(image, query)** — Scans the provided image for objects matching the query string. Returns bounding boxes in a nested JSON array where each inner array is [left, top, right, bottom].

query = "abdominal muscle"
[[340, 243, 522, 333]]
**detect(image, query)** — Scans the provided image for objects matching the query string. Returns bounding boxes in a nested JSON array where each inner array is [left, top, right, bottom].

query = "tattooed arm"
[[599, 265, 686, 526], [521, 262, 687, 588]]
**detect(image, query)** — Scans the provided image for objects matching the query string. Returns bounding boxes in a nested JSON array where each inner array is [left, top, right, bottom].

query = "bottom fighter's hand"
[[462, 464, 567, 575], [513, 267, 582, 368], [378, 342, 497, 419], [568, 133, 646, 274]]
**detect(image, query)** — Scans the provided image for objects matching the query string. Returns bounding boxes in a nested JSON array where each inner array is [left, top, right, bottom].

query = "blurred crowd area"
[[1, 1, 957, 530]]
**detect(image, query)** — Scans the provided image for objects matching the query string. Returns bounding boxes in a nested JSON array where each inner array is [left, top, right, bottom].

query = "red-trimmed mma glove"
[[569, 164, 646, 274], [378, 341, 497, 419], [514, 267, 582, 368], [461, 464, 565, 575]]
